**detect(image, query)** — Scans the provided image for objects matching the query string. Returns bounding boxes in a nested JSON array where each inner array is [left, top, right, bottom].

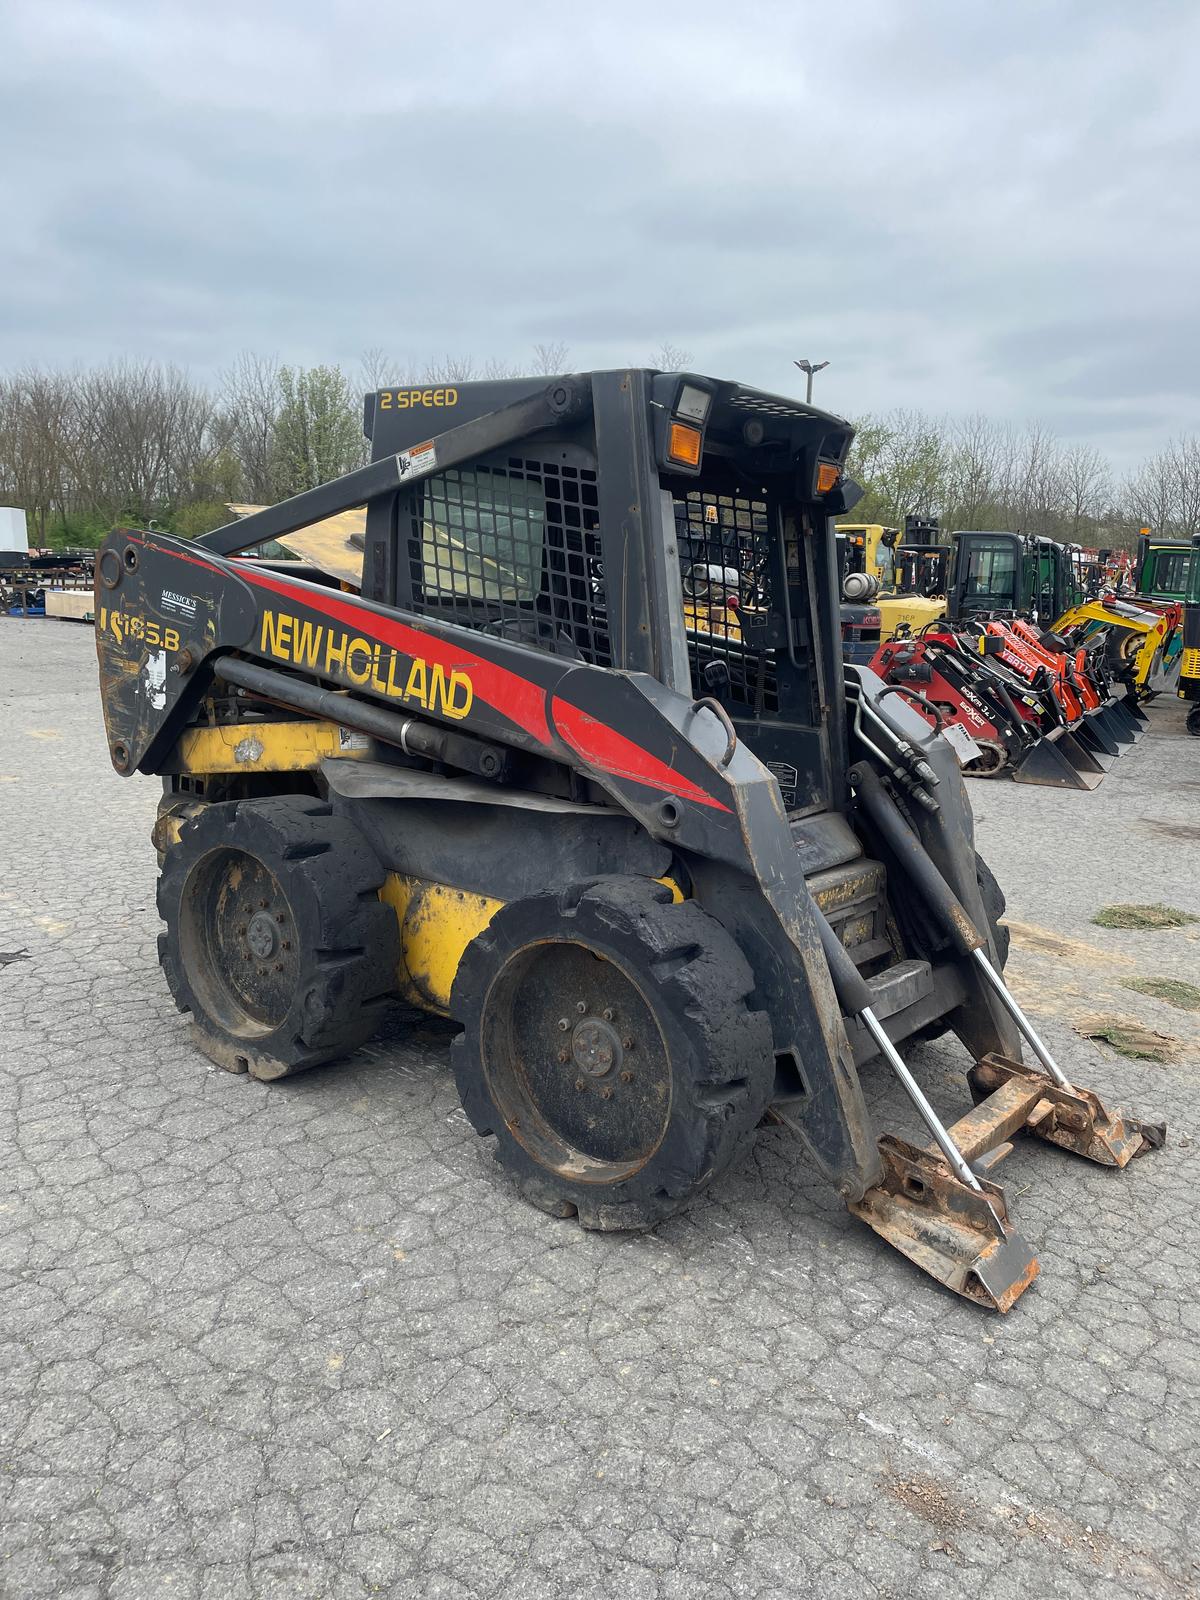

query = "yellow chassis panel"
[[378, 872, 684, 1015], [380, 875, 504, 1015], [1181, 646, 1200, 683], [173, 720, 375, 775]]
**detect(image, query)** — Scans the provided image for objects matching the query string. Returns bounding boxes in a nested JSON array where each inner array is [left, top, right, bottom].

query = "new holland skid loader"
[[94, 370, 1164, 1311]]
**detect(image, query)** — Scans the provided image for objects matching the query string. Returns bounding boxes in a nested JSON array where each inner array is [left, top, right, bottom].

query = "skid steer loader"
[[93, 370, 1164, 1311]]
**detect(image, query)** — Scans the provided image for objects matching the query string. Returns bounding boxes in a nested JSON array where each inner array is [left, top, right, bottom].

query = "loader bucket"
[[1107, 698, 1146, 740], [1012, 731, 1102, 790], [1074, 709, 1124, 759], [1054, 729, 1107, 780]]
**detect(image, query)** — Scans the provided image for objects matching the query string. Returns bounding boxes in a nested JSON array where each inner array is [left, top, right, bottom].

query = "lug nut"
[[276, 913, 286, 924], [623, 1037, 634, 1050], [558, 1049, 570, 1063], [282, 941, 291, 951], [274, 963, 284, 973], [576, 1001, 587, 1014], [620, 1071, 634, 1084], [602, 1008, 613, 1021], [558, 1018, 570, 1032], [260, 899, 268, 908], [600, 1087, 614, 1100], [575, 1079, 587, 1092]]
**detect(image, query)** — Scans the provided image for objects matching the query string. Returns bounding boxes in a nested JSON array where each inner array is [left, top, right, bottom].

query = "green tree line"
[[845, 410, 1200, 551], [1, 352, 1195, 550]]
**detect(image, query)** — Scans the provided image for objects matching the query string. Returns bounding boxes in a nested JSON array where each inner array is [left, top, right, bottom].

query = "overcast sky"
[[2, 0, 1197, 467]]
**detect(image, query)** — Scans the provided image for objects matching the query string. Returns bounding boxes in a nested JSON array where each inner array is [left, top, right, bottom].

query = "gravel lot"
[[2, 619, 1198, 1600]]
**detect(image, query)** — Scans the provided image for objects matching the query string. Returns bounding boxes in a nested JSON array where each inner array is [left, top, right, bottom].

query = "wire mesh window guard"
[[674, 490, 779, 712], [408, 459, 609, 665]]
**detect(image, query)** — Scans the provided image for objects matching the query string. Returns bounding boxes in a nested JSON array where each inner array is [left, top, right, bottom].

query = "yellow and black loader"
[[94, 370, 1164, 1310]]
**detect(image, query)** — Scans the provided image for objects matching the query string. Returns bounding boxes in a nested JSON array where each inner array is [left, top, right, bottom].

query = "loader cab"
[[1136, 534, 1194, 603], [361, 370, 858, 815], [949, 531, 1024, 618]]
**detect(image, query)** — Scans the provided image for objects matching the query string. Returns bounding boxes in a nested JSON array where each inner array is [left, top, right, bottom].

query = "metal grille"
[[726, 390, 811, 419], [408, 459, 608, 665], [674, 490, 779, 712]]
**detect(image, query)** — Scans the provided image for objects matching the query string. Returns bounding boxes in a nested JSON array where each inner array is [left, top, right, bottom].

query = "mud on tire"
[[157, 795, 398, 1080], [449, 876, 774, 1230]]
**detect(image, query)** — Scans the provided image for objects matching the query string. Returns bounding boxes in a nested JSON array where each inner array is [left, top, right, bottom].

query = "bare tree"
[[649, 342, 692, 371], [422, 356, 479, 383], [1059, 442, 1110, 541], [530, 342, 570, 375], [357, 346, 400, 393], [218, 352, 281, 503], [943, 414, 1006, 530]]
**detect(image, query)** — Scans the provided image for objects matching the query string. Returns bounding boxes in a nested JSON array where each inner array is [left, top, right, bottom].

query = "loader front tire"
[[157, 796, 398, 1080], [975, 852, 1010, 968], [449, 877, 774, 1230]]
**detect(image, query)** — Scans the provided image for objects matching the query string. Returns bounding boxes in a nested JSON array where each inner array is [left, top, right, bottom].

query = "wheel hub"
[[246, 910, 280, 961], [485, 941, 671, 1172], [571, 1016, 623, 1077]]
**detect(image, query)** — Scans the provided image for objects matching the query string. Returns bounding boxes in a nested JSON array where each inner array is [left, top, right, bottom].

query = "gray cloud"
[[1, 0, 1197, 468]]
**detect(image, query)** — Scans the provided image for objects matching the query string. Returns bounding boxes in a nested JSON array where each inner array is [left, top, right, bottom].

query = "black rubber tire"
[[157, 795, 398, 1080], [1187, 705, 1200, 738], [974, 851, 1010, 969], [449, 877, 774, 1231]]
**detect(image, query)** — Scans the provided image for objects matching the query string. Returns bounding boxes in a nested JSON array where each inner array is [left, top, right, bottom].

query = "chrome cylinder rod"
[[860, 1006, 1006, 1237], [971, 948, 1073, 1090]]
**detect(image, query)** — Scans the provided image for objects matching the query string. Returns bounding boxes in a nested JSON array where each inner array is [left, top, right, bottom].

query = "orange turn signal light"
[[816, 462, 841, 494], [668, 421, 702, 467]]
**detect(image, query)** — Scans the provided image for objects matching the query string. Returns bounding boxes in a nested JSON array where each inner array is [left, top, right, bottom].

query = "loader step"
[[866, 958, 933, 1021]]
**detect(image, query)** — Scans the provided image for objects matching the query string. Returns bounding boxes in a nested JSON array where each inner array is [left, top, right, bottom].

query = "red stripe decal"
[[168, 552, 554, 747], [160, 548, 729, 812], [551, 699, 731, 813]]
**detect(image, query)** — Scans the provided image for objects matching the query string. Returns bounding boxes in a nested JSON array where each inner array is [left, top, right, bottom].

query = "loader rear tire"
[[1187, 705, 1200, 738], [157, 796, 398, 1080], [449, 877, 774, 1230]]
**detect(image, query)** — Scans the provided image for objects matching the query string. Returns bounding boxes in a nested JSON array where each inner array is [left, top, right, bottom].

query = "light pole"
[[794, 358, 829, 404]]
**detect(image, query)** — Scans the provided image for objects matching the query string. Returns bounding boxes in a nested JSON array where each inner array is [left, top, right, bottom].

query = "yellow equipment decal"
[[97, 607, 181, 652], [1181, 647, 1200, 681], [258, 610, 473, 719], [377, 387, 459, 411]]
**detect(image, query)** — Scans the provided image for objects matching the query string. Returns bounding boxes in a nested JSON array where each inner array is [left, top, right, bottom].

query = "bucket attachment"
[[1011, 731, 1101, 790], [850, 1135, 1039, 1312], [1073, 712, 1121, 761], [1127, 698, 1151, 727], [1107, 697, 1147, 738], [1053, 729, 1107, 781], [968, 1055, 1166, 1167]]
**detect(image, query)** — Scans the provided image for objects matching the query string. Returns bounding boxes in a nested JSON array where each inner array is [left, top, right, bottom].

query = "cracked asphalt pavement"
[[2, 620, 1198, 1599]]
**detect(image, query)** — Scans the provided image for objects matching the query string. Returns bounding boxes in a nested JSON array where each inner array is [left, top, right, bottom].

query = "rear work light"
[[816, 462, 841, 494], [667, 422, 703, 468]]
